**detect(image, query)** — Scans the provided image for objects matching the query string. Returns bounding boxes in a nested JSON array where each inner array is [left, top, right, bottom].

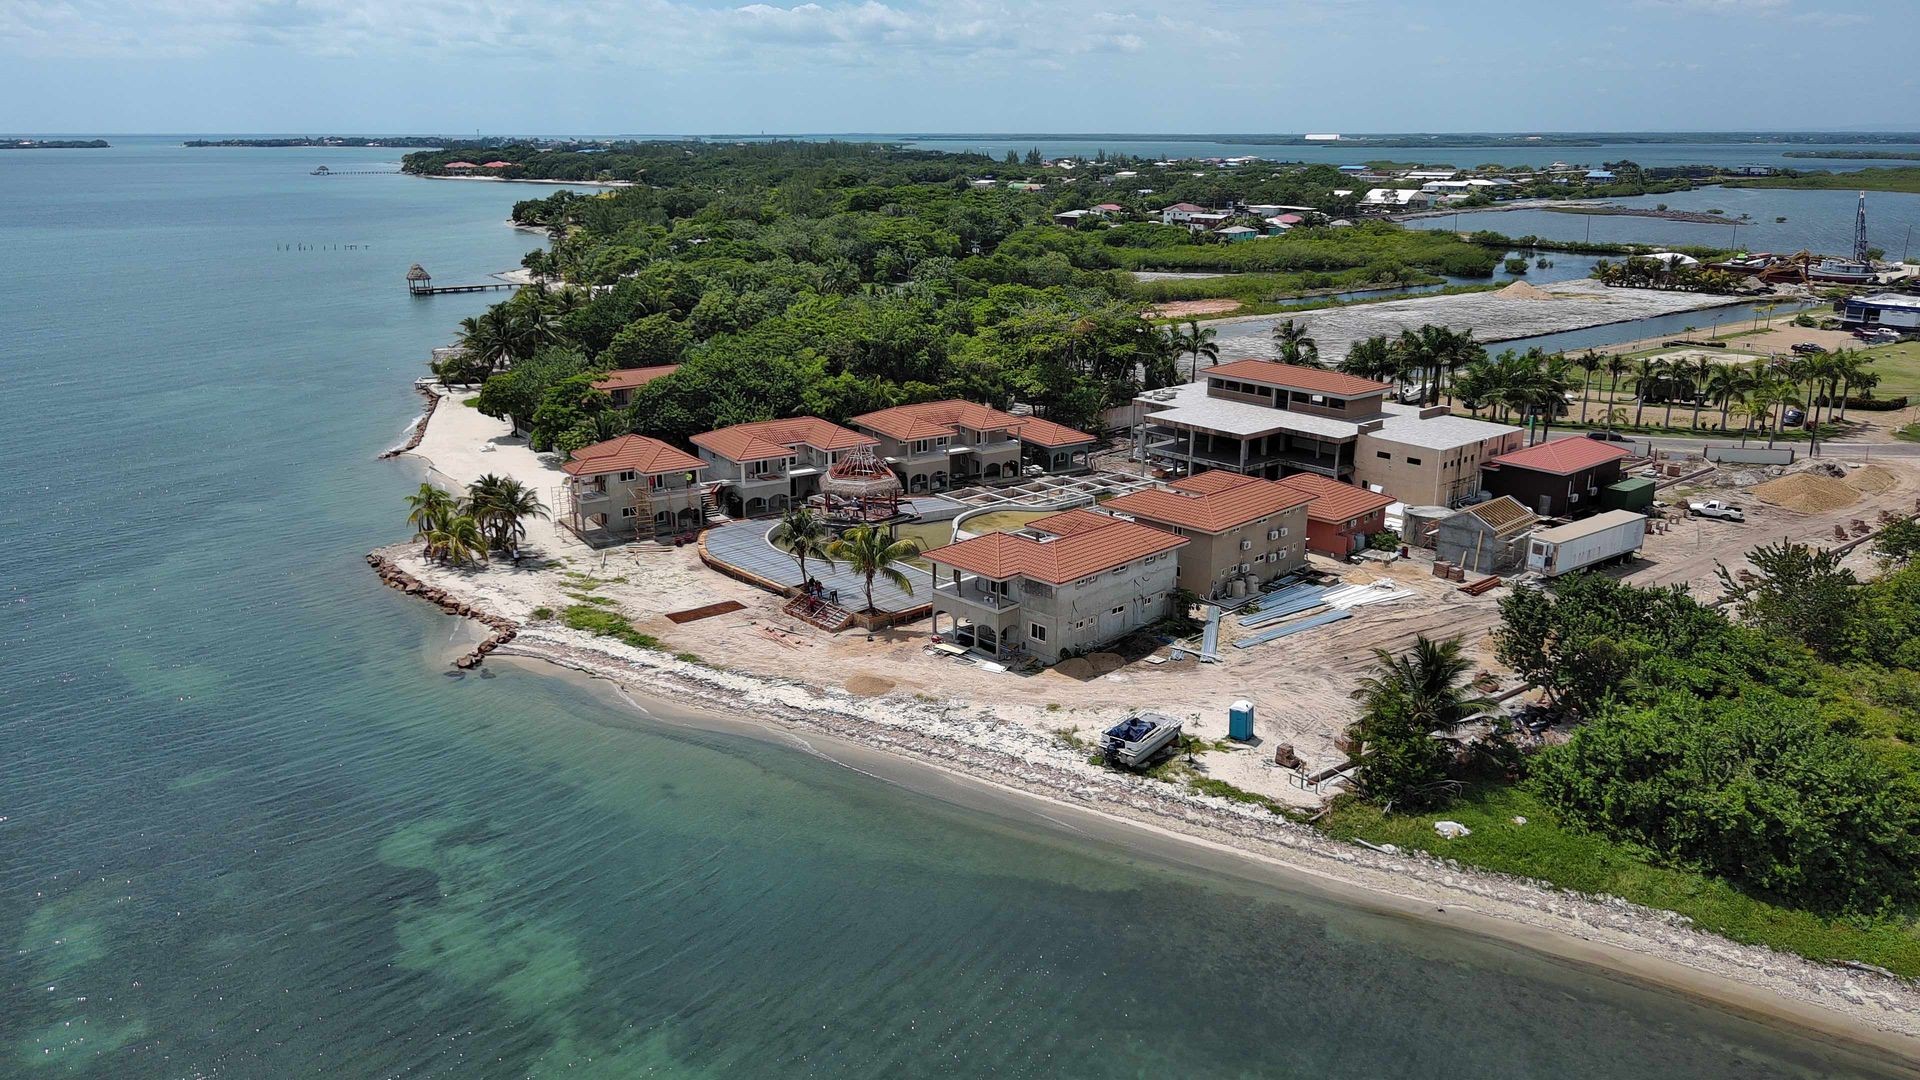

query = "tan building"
[[691, 417, 877, 518], [851, 400, 1095, 493], [558, 434, 710, 544], [923, 509, 1187, 663], [1134, 360, 1518, 507], [1098, 471, 1312, 600]]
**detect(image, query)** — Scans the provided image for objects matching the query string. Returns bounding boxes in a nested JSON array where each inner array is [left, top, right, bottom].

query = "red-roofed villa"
[[558, 434, 711, 544], [1100, 471, 1313, 598], [849, 400, 1095, 493], [692, 417, 878, 517]]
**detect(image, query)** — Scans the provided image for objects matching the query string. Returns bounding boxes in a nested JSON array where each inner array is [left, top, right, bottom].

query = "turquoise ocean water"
[[2, 137, 1915, 1078]]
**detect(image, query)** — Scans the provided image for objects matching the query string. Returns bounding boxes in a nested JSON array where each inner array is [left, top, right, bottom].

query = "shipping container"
[[1525, 510, 1646, 577], [1599, 477, 1656, 512]]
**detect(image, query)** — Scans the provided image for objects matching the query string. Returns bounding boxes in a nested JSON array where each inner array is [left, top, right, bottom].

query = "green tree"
[[824, 525, 922, 617], [406, 483, 458, 542], [1272, 318, 1320, 367], [1176, 318, 1218, 381], [464, 474, 548, 552], [1716, 541, 1862, 661], [1348, 635, 1493, 811], [770, 506, 837, 586], [427, 514, 489, 567]]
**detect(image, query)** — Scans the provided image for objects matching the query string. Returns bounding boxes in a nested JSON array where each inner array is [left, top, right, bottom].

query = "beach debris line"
[[365, 549, 518, 668]]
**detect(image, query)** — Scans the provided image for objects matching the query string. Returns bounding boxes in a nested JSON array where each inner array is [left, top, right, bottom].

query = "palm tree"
[[1631, 357, 1660, 428], [1604, 354, 1629, 418], [406, 483, 458, 543], [428, 514, 488, 567], [465, 475, 548, 553], [1272, 319, 1320, 367], [1352, 635, 1495, 733], [770, 506, 836, 587], [1340, 334, 1402, 386], [824, 525, 922, 617], [1181, 319, 1219, 380], [1706, 363, 1751, 433], [1574, 350, 1603, 424]]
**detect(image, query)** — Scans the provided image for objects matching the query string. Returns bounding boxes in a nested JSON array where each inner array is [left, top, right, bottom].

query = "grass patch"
[[1861, 341, 1920, 398], [672, 651, 706, 666], [561, 605, 662, 650], [565, 592, 619, 606], [530, 606, 553, 620], [1896, 424, 1920, 444], [1319, 782, 1920, 976]]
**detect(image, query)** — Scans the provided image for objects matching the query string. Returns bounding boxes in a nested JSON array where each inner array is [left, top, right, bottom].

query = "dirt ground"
[[1151, 299, 1242, 318]]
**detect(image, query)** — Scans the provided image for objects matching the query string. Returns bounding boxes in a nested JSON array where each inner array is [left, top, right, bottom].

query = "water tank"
[[1229, 699, 1255, 742], [1227, 578, 1247, 598]]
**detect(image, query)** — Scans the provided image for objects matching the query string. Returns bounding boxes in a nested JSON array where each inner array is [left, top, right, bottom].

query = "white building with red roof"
[[558, 434, 711, 544], [923, 509, 1187, 662], [849, 400, 1094, 493], [691, 417, 877, 518]]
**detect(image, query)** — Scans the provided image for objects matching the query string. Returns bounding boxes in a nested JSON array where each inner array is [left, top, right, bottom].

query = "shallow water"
[[2, 137, 1915, 1078]]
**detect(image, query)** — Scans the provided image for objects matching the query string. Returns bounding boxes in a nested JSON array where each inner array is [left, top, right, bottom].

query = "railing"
[[932, 581, 1020, 612]]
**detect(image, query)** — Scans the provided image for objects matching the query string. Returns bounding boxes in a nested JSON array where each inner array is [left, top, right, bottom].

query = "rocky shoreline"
[[377, 382, 440, 460], [366, 547, 518, 669]]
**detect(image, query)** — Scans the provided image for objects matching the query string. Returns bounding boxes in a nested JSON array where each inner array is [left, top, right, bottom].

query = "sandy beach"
[[388, 380, 1920, 1060]]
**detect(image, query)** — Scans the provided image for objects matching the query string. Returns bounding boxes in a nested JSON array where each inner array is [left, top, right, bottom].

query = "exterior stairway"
[[782, 593, 854, 632]]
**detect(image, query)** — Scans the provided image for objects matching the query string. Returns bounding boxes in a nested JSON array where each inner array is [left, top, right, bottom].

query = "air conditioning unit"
[[1267, 529, 1280, 541], [1238, 563, 1251, 573], [1240, 539, 1253, 550]]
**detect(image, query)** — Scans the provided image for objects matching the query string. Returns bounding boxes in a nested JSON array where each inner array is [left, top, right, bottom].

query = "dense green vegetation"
[[1725, 166, 1920, 194], [429, 141, 1550, 454], [403, 476, 548, 565]]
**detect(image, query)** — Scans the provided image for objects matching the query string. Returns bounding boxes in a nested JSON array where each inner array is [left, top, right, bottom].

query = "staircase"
[[783, 593, 855, 632], [699, 484, 728, 525]]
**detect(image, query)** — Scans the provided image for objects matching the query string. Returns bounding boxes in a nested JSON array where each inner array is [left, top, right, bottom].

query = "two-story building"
[[850, 400, 1094, 493], [1271, 472, 1395, 557], [691, 417, 877, 518], [923, 509, 1187, 663], [1133, 361, 1519, 507], [559, 434, 710, 544], [1098, 471, 1312, 599], [1479, 438, 1631, 518], [590, 365, 679, 407]]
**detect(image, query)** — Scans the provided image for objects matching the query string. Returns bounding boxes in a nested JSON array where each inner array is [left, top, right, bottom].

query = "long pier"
[[410, 282, 518, 296]]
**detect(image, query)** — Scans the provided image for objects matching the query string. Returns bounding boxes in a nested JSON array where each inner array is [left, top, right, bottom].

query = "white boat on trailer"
[[1100, 711, 1183, 767]]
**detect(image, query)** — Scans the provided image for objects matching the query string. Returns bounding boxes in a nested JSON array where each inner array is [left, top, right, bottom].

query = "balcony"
[[932, 579, 1022, 615]]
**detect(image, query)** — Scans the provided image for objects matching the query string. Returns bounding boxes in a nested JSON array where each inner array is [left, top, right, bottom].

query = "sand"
[[845, 675, 896, 697], [1847, 464, 1901, 495], [1152, 299, 1242, 318], [1496, 280, 1556, 301], [1753, 473, 1862, 514]]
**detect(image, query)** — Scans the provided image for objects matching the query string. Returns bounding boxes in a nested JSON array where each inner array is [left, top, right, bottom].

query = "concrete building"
[[1098, 471, 1312, 600], [1132, 361, 1520, 506], [850, 400, 1094, 493], [1479, 438, 1631, 518], [691, 417, 877, 518], [924, 509, 1188, 663], [558, 435, 710, 544], [591, 365, 679, 407], [1841, 293, 1920, 332], [1434, 497, 1535, 575], [1361, 188, 1431, 210], [1271, 472, 1395, 557]]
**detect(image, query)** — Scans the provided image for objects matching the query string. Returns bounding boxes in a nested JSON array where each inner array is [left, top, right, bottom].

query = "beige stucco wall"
[[1355, 430, 1522, 506]]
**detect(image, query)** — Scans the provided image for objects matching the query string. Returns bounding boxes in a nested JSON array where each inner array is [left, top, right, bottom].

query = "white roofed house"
[[1361, 188, 1430, 210]]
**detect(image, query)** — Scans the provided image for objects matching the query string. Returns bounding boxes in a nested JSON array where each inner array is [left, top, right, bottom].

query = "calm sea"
[[2, 136, 1913, 1078]]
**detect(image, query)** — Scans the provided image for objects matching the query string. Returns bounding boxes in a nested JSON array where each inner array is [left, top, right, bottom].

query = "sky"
[[1, 0, 1915, 135]]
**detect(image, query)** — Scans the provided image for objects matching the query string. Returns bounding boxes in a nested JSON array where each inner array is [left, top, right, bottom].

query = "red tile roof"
[[591, 365, 679, 392], [923, 510, 1186, 584], [851, 400, 1090, 448], [1206, 360, 1392, 398], [562, 434, 705, 477], [1102, 471, 1313, 533], [1161, 202, 1209, 213], [691, 416, 875, 463], [1093, 203, 1125, 212], [481, 160, 513, 168], [1270, 472, 1395, 524], [1486, 438, 1631, 476], [443, 161, 478, 168]]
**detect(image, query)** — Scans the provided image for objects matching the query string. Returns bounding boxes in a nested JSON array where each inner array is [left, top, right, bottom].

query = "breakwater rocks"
[[365, 550, 517, 668], [378, 382, 441, 459]]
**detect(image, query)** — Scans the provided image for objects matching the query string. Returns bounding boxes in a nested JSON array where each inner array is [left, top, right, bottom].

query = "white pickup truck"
[[1688, 499, 1745, 522]]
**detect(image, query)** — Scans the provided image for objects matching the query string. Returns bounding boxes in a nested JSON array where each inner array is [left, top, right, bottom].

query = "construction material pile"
[[1846, 464, 1900, 495], [1495, 281, 1556, 301], [1753, 471, 1860, 514]]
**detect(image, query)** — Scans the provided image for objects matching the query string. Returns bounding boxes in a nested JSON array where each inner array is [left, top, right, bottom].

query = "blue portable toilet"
[[1228, 699, 1255, 742]]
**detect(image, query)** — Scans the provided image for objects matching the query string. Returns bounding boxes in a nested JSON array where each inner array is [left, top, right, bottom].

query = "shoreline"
[[479, 632, 1920, 1067], [417, 173, 635, 188], [383, 322, 1920, 1065]]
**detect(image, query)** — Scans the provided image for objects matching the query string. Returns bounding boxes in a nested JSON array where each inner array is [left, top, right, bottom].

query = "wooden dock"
[[411, 281, 518, 296]]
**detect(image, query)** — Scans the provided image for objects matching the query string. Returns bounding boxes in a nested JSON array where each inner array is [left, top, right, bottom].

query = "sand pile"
[[1053, 657, 1094, 680], [845, 675, 895, 697], [1087, 652, 1126, 675], [1496, 281, 1555, 301], [1846, 464, 1900, 495], [1753, 472, 1860, 514]]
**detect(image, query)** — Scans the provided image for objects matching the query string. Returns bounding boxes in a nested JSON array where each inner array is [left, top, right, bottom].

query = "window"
[[621, 506, 637, 519], [1029, 622, 1047, 642], [618, 470, 638, 483], [1111, 566, 1128, 577], [1406, 457, 1422, 466], [1376, 451, 1391, 460], [1075, 576, 1095, 587], [649, 474, 667, 489], [1110, 605, 1126, 616]]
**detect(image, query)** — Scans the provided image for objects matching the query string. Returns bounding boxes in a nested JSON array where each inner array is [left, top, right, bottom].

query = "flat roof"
[[1205, 360, 1392, 398], [1136, 381, 1362, 440], [1856, 293, 1920, 310], [1531, 509, 1647, 544], [1370, 404, 1520, 450]]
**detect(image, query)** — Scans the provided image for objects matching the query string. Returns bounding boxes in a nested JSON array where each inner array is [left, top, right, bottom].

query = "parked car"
[[1688, 500, 1745, 522], [1587, 430, 1634, 443], [1791, 342, 1827, 355], [1783, 406, 1805, 426], [1865, 328, 1903, 342]]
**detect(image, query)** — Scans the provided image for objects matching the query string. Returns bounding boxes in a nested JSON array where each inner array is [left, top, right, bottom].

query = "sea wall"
[[366, 547, 518, 668]]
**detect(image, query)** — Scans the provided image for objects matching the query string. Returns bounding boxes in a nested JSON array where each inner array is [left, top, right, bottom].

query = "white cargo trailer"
[[1524, 510, 1646, 577]]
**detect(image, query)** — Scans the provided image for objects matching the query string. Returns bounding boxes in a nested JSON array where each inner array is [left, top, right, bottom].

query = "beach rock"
[[1434, 821, 1472, 839]]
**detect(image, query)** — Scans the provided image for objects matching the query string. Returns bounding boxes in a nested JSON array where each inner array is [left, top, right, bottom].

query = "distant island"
[[2, 138, 109, 149], [184, 137, 446, 148], [1784, 149, 1920, 162]]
